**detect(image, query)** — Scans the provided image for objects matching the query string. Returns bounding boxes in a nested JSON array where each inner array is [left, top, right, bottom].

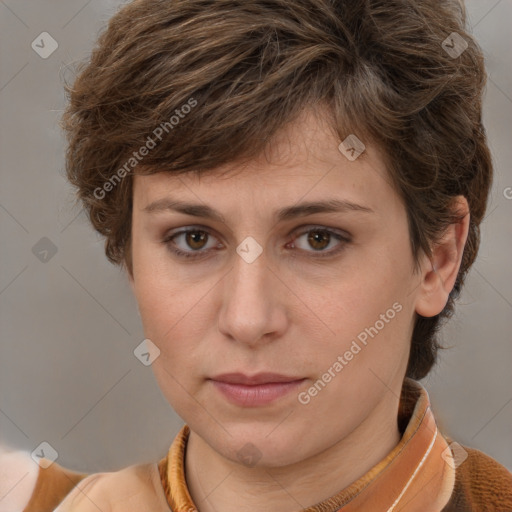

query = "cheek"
[[305, 270, 401, 338], [132, 242, 189, 330], [134, 272, 207, 414], [297, 258, 411, 378], [132, 255, 213, 375]]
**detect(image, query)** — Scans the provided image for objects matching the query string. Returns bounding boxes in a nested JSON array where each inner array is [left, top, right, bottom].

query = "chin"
[[209, 423, 308, 468]]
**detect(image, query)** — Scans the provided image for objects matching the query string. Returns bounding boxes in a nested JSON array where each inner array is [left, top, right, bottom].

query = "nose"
[[217, 246, 288, 347]]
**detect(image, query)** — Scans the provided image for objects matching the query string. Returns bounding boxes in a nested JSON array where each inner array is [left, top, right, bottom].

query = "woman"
[[5, 0, 512, 510]]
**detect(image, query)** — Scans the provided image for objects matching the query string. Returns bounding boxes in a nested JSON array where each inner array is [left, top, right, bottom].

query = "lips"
[[209, 372, 306, 407], [210, 372, 303, 385]]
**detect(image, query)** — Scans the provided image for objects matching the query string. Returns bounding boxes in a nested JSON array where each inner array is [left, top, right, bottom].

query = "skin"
[[128, 107, 469, 512]]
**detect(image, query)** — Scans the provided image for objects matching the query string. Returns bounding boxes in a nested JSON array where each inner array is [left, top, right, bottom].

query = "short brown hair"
[[61, 0, 492, 380]]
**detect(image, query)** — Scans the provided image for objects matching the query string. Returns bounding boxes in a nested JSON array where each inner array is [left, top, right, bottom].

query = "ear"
[[415, 196, 470, 318]]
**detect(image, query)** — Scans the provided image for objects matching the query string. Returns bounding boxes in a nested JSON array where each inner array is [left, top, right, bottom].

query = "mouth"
[[208, 372, 306, 407]]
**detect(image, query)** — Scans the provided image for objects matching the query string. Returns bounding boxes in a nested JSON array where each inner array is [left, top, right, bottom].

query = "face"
[[129, 107, 426, 468]]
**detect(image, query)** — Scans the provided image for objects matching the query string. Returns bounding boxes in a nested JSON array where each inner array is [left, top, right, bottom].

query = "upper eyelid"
[[165, 224, 349, 238], [291, 225, 351, 239]]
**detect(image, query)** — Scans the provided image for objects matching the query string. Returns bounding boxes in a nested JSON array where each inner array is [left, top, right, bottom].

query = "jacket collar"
[[159, 378, 455, 511]]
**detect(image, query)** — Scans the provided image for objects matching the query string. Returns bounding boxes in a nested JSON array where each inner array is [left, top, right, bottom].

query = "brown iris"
[[186, 230, 208, 250], [307, 230, 330, 251]]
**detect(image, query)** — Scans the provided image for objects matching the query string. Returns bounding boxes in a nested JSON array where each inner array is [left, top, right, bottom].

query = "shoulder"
[[442, 441, 512, 511], [53, 472, 105, 511], [0, 448, 40, 512], [0, 446, 88, 512], [55, 459, 170, 511]]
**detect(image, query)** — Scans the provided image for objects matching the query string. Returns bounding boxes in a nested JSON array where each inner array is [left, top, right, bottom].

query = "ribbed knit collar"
[[158, 378, 455, 511]]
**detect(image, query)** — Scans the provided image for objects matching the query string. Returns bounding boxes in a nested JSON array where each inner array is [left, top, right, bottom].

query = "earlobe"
[[415, 196, 470, 318]]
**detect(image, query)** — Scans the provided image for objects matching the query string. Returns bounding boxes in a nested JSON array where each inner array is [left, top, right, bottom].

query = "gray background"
[[0, 0, 511, 474]]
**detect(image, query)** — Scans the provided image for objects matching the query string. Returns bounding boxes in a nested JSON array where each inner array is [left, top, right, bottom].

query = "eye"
[[163, 226, 350, 260], [287, 227, 350, 258], [163, 228, 221, 259]]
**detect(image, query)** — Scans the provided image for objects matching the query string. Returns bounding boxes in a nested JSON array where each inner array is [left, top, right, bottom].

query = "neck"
[[184, 394, 402, 512]]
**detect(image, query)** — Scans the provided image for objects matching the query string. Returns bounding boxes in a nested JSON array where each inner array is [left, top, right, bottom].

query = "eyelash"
[[162, 226, 351, 260]]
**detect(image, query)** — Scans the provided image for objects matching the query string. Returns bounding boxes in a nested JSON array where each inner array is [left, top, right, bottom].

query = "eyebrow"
[[143, 197, 374, 223]]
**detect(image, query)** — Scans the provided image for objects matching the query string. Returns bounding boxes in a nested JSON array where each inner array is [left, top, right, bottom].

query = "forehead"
[[132, 107, 401, 221]]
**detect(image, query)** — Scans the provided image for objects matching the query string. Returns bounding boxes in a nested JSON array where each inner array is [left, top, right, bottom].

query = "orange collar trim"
[[158, 378, 455, 512]]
